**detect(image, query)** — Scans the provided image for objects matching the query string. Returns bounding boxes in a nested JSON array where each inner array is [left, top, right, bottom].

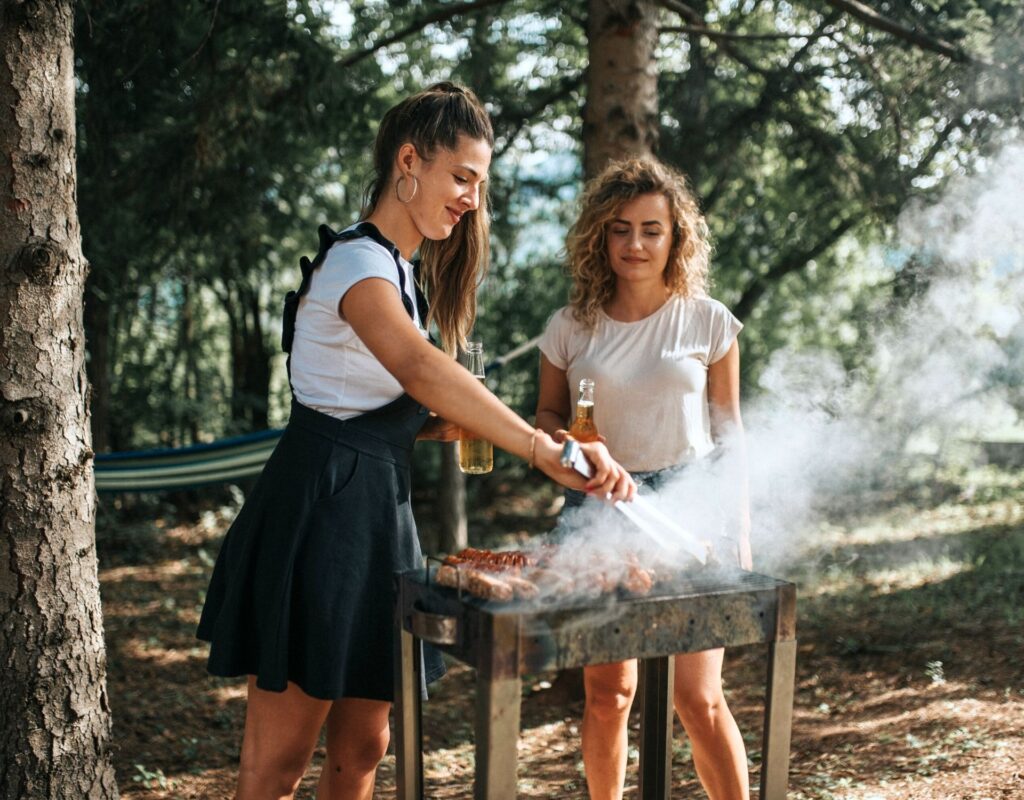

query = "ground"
[[96, 467, 1023, 799]]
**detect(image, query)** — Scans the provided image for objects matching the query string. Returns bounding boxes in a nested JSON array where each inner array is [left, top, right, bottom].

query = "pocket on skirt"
[[313, 444, 362, 505]]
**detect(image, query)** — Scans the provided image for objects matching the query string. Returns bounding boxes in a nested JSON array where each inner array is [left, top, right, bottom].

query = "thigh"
[[673, 649, 725, 701], [241, 677, 332, 765]]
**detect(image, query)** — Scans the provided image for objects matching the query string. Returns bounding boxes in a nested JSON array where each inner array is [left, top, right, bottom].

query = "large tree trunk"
[[584, 0, 660, 178], [0, 2, 119, 798]]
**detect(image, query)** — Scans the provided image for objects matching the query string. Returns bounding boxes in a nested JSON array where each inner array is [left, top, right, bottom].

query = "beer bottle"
[[568, 378, 600, 442], [458, 341, 494, 474]]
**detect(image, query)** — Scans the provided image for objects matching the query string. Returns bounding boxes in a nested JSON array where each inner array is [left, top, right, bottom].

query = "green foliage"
[[76, 0, 1023, 462]]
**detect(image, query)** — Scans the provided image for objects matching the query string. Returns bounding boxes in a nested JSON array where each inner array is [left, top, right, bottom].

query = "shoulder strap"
[[282, 223, 434, 386]]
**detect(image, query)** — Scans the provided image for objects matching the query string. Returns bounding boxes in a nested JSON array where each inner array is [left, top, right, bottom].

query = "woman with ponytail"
[[197, 83, 635, 800]]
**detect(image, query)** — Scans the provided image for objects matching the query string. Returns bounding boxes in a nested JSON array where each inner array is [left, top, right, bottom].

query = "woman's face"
[[606, 192, 674, 286], [405, 135, 492, 241]]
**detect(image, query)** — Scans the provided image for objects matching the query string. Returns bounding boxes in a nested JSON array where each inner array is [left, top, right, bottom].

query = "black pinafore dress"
[[196, 223, 445, 701]]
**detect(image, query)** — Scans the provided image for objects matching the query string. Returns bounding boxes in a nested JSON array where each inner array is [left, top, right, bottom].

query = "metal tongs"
[[560, 439, 709, 565]]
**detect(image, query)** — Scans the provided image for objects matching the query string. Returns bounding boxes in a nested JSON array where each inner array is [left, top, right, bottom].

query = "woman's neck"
[[363, 197, 423, 261], [604, 281, 671, 322]]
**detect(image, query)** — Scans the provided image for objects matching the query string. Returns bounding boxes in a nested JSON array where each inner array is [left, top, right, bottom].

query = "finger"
[[585, 460, 618, 498], [609, 469, 635, 502]]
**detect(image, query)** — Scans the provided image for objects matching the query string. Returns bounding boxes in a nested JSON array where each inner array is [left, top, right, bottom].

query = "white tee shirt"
[[538, 295, 742, 472], [289, 232, 428, 420]]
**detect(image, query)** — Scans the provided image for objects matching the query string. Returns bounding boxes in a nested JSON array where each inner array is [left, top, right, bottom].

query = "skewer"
[[560, 440, 708, 565]]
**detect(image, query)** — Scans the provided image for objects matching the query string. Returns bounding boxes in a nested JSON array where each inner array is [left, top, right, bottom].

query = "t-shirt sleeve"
[[707, 299, 744, 364], [317, 238, 402, 310], [538, 307, 572, 370]]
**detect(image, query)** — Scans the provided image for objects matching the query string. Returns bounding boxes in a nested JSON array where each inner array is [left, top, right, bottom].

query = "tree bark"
[[0, 2, 119, 797], [584, 0, 660, 178]]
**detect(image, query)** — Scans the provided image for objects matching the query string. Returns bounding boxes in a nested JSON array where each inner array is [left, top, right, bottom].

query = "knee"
[[585, 673, 638, 722], [332, 725, 390, 776], [239, 747, 309, 796], [674, 687, 727, 738]]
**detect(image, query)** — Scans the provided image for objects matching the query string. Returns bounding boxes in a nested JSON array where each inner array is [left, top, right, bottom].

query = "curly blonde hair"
[[567, 157, 711, 327]]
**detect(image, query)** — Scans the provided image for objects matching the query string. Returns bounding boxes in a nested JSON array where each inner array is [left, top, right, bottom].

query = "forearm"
[[400, 346, 535, 460], [535, 409, 567, 439]]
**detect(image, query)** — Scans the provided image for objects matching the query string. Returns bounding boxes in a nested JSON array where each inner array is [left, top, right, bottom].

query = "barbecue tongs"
[[559, 439, 710, 565]]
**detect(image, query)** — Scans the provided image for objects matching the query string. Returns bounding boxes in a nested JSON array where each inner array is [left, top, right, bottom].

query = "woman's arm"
[[535, 354, 572, 443], [707, 339, 752, 569], [341, 279, 635, 500]]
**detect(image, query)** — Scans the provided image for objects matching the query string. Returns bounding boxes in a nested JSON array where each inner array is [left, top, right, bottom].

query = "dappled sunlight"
[[100, 559, 204, 584], [208, 684, 247, 704]]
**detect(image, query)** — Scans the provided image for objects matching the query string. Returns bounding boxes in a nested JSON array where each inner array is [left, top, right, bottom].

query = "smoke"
[[657, 143, 1023, 572], [546, 144, 1023, 581]]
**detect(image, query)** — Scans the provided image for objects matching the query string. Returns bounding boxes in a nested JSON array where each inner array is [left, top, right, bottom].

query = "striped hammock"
[[93, 429, 283, 493]]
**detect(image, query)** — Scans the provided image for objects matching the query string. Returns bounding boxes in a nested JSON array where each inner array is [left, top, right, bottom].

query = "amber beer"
[[459, 342, 494, 474], [568, 378, 600, 442]]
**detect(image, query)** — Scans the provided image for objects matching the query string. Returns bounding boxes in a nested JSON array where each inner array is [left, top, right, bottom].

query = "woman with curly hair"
[[536, 156, 751, 800]]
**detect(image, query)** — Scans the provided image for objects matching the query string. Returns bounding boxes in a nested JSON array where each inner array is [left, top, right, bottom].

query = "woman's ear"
[[396, 142, 419, 175]]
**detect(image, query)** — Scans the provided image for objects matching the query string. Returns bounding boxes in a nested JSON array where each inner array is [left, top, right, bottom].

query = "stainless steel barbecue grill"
[[393, 564, 797, 799]]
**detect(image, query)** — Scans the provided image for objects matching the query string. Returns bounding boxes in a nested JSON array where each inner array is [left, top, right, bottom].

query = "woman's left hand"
[[417, 414, 461, 442]]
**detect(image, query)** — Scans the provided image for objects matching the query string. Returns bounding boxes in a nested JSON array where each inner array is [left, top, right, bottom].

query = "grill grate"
[[394, 565, 798, 799]]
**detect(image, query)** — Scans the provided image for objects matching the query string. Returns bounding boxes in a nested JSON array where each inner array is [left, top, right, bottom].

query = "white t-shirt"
[[290, 232, 428, 420], [538, 295, 742, 472]]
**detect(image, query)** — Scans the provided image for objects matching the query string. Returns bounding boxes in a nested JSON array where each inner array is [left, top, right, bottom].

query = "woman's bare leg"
[[235, 677, 332, 800], [582, 660, 639, 800], [316, 697, 392, 800], [673, 649, 749, 800]]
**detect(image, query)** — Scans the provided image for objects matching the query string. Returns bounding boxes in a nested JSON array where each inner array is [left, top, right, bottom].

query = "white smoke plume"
[[650, 143, 1024, 572]]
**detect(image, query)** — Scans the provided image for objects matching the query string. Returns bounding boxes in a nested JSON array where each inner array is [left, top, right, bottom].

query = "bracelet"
[[528, 428, 541, 469]]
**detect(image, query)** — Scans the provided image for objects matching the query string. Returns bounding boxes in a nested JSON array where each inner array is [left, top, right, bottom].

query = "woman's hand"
[[417, 413, 461, 442], [532, 433, 636, 503]]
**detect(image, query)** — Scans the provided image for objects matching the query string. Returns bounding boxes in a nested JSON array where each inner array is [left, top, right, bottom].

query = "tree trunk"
[[584, 0, 660, 178], [0, 2, 119, 798], [226, 285, 270, 432], [437, 442, 468, 553]]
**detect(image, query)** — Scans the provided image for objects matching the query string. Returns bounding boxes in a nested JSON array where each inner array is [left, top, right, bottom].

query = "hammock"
[[94, 430, 283, 492], [93, 335, 542, 493]]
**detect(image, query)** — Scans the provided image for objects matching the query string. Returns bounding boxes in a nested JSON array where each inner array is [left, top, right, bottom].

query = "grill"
[[393, 565, 797, 799]]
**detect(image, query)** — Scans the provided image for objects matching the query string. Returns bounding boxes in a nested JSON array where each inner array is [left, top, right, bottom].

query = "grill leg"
[[760, 638, 797, 800], [474, 672, 521, 800], [394, 627, 423, 800], [638, 655, 675, 800]]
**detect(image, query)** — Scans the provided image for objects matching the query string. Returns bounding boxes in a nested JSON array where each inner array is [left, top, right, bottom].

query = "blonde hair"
[[567, 157, 711, 327], [362, 82, 494, 355]]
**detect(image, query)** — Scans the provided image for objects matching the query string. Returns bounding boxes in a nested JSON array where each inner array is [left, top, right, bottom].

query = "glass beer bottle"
[[458, 341, 494, 474], [568, 378, 600, 442]]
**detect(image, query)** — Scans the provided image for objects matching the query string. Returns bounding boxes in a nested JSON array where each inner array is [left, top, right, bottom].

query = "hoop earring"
[[396, 174, 419, 204]]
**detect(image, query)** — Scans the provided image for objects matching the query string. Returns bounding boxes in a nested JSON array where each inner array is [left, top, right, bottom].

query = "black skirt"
[[196, 396, 445, 701]]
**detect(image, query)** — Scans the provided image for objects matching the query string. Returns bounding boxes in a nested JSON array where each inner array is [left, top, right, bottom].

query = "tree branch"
[[733, 215, 859, 321], [339, 0, 512, 68], [493, 72, 586, 159], [659, 24, 827, 42], [818, 0, 980, 65]]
